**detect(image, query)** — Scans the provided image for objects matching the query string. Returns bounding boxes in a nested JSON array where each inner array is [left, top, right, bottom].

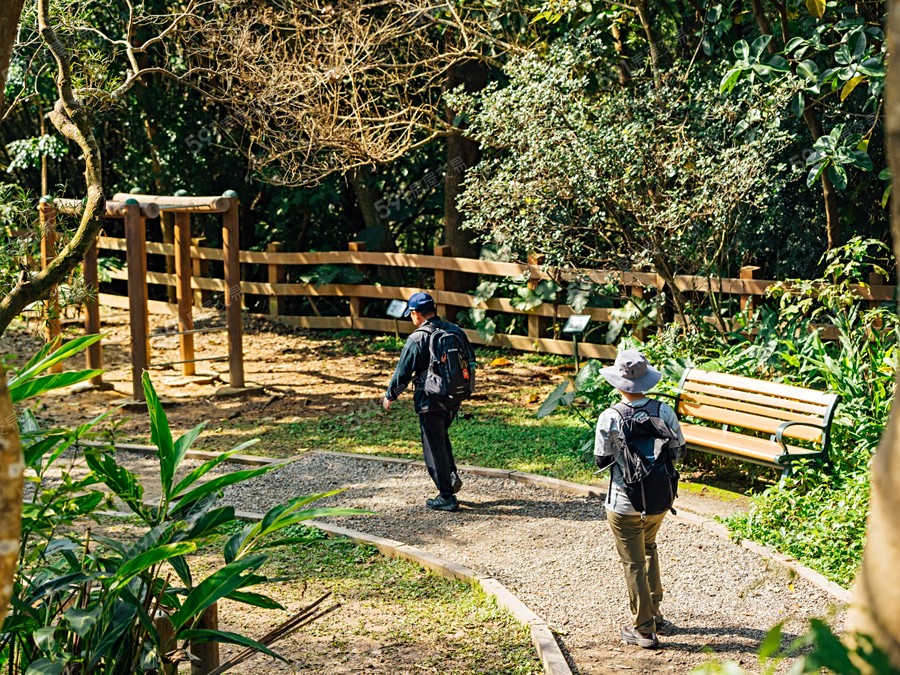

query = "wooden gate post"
[[433, 245, 451, 319], [191, 237, 212, 310], [38, 198, 62, 373], [348, 241, 366, 326], [174, 211, 195, 376], [267, 242, 284, 317], [739, 266, 761, 314], [124, 199, 150, 401], [82, 233, 109, 387], [222, 191, 244, 388], [190, 603, 220, 674]]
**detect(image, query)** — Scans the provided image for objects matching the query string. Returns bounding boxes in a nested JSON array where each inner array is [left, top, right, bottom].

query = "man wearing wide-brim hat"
[[594, 349, 686, 650]]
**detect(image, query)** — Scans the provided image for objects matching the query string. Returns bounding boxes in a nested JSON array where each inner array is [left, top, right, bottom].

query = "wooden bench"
[[674, 368, 839, 477]]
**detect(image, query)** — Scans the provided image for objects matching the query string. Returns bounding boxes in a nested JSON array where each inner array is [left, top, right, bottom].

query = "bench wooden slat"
[[678, 391, 827, 425], [681, 381, 830, 416], [679, 401, 824, 442], [686, 369, 836, 406], [681, 424, 820, 464]]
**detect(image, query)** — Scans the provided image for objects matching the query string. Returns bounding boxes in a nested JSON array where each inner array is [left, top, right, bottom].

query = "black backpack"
[[416, 324, 475, 405], [611, 400, 680, 518]]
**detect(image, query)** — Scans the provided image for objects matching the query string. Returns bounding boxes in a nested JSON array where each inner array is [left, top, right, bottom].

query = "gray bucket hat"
[[600, 350, 662, 394]]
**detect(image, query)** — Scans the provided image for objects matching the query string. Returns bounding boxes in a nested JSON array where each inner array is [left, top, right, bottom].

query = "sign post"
[[386, 299, 408, 338], [562, 314, 591, 373]]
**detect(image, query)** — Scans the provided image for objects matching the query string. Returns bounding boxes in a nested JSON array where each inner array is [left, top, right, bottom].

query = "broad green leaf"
[[827, 163, 848, 189], [9, 370, 103, 403], [112, 543, 197, 590], [882, 183, 892, 208], [171, 463, 284, 516], [858, 57, 885, 77], [749, 35, 771, 59], [840, 76, 865, 101], [766, 54, 789, 72], [84, 452, 147, 518], [63, 607, 101, 638], [790, 92, 805, 118], [848, 29, 866, 60], [807, 162, 826, 188], [10, 334, 103, 387], [719, 68, 743, 93], [169, 555, 266, 630], [732, 40, 749, 61], [179, 628, 286, 662], [797, 59, 820, 82], [758, 622, 783, 661], [33, 626, 57, 654], [857, 139, 869, 151], [143, 372, 175, 499], [173, 422, 207, 478], [225, 590, 285, 610], [25, 659, 66, 675], [536, 380, 573, 419], [575, 359, 602, 391], [806, 0, 825, 18], [847, 150, 873, 171], [170, 439, 261, 498]]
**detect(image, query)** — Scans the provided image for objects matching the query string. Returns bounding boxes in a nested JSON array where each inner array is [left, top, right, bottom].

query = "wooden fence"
[[34, 193, 896, 399]]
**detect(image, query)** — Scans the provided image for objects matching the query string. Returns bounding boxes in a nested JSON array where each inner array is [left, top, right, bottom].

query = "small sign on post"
[[562, 314, 591, 373], [387, 299, 407, 338]]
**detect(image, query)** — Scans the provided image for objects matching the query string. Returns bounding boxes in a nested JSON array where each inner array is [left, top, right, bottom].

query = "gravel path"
[[217, 453, 846, 675]]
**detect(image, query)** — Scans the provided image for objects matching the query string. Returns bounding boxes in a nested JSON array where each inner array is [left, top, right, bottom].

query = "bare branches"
[[177, 0, 518, 186]]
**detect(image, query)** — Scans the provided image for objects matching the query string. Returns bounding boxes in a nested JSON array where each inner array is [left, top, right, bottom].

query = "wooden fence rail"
[[31, 192, 897, 398]]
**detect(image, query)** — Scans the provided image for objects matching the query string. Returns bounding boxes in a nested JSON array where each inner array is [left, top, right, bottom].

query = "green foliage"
[[4, 337, 365, 673], [693, 620, 899, 674]]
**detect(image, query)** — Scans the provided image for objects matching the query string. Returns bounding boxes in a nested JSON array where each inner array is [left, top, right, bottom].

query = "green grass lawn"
[[278, 399, 598, 483]]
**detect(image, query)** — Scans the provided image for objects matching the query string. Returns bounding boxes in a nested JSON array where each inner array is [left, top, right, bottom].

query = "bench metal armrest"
[[774, 420, 826, 456]]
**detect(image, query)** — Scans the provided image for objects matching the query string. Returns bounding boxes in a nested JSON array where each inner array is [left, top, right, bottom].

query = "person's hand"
[[382, 397, 393, 411]]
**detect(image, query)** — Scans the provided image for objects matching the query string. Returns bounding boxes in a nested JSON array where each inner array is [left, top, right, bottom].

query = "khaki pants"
[[606, 510, 666, 633]]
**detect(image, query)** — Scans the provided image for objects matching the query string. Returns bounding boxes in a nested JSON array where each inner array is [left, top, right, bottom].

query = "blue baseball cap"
[[404, 291, 436, 317]]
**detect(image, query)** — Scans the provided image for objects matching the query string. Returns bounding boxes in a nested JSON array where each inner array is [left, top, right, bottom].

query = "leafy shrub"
[[2, 337, 363, 673]]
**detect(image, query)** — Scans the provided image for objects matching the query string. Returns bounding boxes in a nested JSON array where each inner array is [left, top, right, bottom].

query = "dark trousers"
[[419, 408, 458, 498]]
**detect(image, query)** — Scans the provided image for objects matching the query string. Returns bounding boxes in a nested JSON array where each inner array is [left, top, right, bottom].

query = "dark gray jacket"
[[385, 317, 476, 413]]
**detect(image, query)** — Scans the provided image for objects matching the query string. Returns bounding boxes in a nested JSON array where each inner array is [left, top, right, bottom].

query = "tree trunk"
[[349, 165, 401, 283], [0, 369, 23, 628], [846, 2, 900, 664], [444, 59, 487, 294], [633, 0, 661, 88], [0, 0, 26, 110]]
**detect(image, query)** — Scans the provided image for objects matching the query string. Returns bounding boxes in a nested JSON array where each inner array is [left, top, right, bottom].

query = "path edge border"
[[97, 442, 852, 605], [235, 511, 573, 675]]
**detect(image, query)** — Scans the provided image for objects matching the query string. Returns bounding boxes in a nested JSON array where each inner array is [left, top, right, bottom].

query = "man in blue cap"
[[383, 291, 476, 511]]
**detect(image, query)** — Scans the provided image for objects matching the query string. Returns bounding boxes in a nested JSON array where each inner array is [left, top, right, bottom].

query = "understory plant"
[[2, 336, 363, 674]]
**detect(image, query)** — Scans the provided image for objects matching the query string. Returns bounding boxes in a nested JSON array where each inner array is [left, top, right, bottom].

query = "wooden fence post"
[[38, 199, 62, 373], [190, 603, 220, 674], [191, 237, 211, 310], [124, 200, 149, 401], [739, 265, 761, 314], [222, 191, 244, 389], [348, 241, 366, 326], [82, 234, 107, 387], [868, 272, 887, 310], [174, 212, 195, 376], [527, 253, 548, 340], [433, 245, 451, 319], [267, 242, 284, 317], [630, 283, 648, 342]]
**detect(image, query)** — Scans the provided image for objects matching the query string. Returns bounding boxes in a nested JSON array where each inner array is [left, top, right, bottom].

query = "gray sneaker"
[[621, 626, 660, 649], [450, 471, 463, 494]]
